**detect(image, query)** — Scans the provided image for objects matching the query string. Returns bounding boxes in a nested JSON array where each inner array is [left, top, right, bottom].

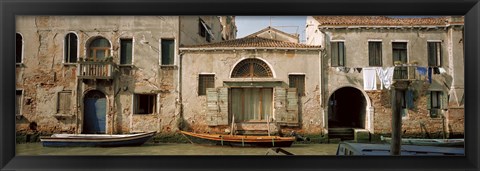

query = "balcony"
[[77, 61, 116, 80], [393, 65, 424, 81]]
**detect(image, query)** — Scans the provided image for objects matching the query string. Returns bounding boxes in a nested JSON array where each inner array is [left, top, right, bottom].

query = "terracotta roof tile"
[[181, 36, 320, 49], [313, 16, 451, 27]]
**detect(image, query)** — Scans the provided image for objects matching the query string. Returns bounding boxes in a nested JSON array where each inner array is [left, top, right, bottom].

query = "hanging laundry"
[[428, 67, 432, 83], [363, 68, 377, 90], [416, 67, 427, 75], [375, 67, 395, 90], [438, 67, 447, 74]]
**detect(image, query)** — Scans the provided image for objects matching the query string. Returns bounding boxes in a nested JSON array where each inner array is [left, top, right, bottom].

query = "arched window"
[[64, 33, 78, 63], [231, 58, 273, 78], [88, 37, 111, 61], [16, 33, 23, 63]]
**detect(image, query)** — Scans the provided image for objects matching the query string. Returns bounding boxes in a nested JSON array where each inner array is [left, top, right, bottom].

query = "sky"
[[235, 16, 307, 42]]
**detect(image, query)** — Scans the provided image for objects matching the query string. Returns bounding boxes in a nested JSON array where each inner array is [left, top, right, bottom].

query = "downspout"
[[178, 51, 185, 130]]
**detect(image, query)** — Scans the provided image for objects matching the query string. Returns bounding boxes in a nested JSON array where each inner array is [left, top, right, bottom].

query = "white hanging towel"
[[439, 67, 447, 74], [376, 67, 395, 90], [363, 68, 377, 90]]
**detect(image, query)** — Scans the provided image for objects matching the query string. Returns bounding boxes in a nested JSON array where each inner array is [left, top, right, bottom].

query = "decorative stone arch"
[[84, 36, 113, 61], [327, 86, 374, 133], [229, 57, 276, 78]]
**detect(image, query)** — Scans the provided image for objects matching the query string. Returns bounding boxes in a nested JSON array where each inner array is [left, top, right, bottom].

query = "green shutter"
[[274, 87, 287, 122], [206, 88, 218, 126], [217, 87, 229, 125], [161, 39, 174, 65], [426, 91, 431, 110], [441, 92, 448, 109], [331, 42, 338, 66], [120, 39, 132, 65], [286, 88, 299, 123]]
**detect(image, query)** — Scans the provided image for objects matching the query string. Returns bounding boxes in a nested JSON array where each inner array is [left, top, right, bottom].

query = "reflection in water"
[[16, 143, 339, 155]]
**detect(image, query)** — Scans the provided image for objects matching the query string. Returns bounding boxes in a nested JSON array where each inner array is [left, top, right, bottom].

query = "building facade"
[[306, 16, 464, 138], [15, 16, 235, 134]]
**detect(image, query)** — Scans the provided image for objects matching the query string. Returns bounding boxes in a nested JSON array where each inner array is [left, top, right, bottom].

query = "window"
[[64, 33, 78, 63], [16, 90, 23, 115], [428, 42, 442, 67], [16, 33, 23, 64], [134, 94, 157, 114], [198, 74, 215, 96], [231, 59, 273, 78], [198, 18, 213, 42], [161, 39, 174, 65], [120, 39, 133, 65], [368, 42, 382, 66], [392, 42, 408, 79], [331, 42, 345, 67], [57, 91, 72, 114], [429, 91, 443, 118], [88, 37, 111, 61], [289, 75, 305, 96]]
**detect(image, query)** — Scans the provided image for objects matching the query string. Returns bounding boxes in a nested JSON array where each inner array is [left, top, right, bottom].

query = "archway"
[[83, 90, 107, 134], [328, 87, 367, 128]]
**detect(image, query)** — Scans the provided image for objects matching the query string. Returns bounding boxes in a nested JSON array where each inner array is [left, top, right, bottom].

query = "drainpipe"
[[178, 51, 185, 130]]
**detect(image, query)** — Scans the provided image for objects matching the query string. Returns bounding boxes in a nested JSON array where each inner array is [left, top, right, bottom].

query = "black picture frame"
[[1, 0, 479, 170]]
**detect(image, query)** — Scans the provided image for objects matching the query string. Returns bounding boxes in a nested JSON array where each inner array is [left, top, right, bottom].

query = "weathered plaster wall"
[[15, 16, 190, 134], [180, 49, 322, 134], [318, 28, 464, 137], [179, 16, 224, 46]]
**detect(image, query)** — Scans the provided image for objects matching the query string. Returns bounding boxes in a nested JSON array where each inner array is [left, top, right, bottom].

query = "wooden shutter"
[[426, 91, 431, 110], [286, 88, 299, 123], [217, 87, 229, 125], [274, 87, 287, 122], [331, 42, 338, 66], [441, 92, 448, 110], [206, 88, 218, 126]]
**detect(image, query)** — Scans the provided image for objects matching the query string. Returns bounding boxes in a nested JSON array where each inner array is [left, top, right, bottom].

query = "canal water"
[[16, 143, 339, 155]]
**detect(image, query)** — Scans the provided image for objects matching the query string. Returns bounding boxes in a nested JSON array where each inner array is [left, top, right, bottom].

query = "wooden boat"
[[336, 141, 464, 156], [381, 137, 464, 147], [179, 131, 295, 147], [40, 131, 156, 147]]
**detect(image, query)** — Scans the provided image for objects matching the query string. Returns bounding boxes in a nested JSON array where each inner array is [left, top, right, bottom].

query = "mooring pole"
[[391, 84, 403, 155]]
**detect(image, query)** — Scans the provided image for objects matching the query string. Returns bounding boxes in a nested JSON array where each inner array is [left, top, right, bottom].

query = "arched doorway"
[[328, 87, 367, 129], [83, 90, 107, 134]]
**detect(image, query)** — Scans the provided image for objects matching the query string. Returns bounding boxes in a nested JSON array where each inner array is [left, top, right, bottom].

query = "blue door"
[[83, 90, 106, 134]]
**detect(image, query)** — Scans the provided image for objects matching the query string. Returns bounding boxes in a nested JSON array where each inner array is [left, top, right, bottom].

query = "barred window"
[[198, 75, 215, 96], [289, 75, 305, 96]]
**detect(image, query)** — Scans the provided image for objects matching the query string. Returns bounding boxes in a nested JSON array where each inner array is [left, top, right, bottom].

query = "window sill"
[[16, 63, 24, 67], [119, 64, 134, 68], [63, 63, 77, 66], [160, 65, 178, 70], [54, 114, 74, 119]]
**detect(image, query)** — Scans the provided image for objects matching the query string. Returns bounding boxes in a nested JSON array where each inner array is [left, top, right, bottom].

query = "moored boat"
[[179, 131, 295, 147], [40, 131, 156, 147], [336, 141, 464, 156], [381, 137, 464, 147]]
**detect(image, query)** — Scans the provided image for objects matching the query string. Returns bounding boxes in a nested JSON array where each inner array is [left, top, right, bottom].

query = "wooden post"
[[391, 84, 403, 155]]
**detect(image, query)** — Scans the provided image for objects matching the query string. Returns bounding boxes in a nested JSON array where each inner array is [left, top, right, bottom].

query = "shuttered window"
[[134, 94, 157, 114], [393, 42, 408, 79], [331, 42, 345, 67], [198, 74, 215, 96], [57, 91, 72, 114], [368, 42, 382, 66], [16, 90, 23, 115], [289, 75, 305, 96], [64, 33, 78, 63], [428, 42, 442, 67], [161, 39, 174, 65], [120, 39, 133, 65]]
